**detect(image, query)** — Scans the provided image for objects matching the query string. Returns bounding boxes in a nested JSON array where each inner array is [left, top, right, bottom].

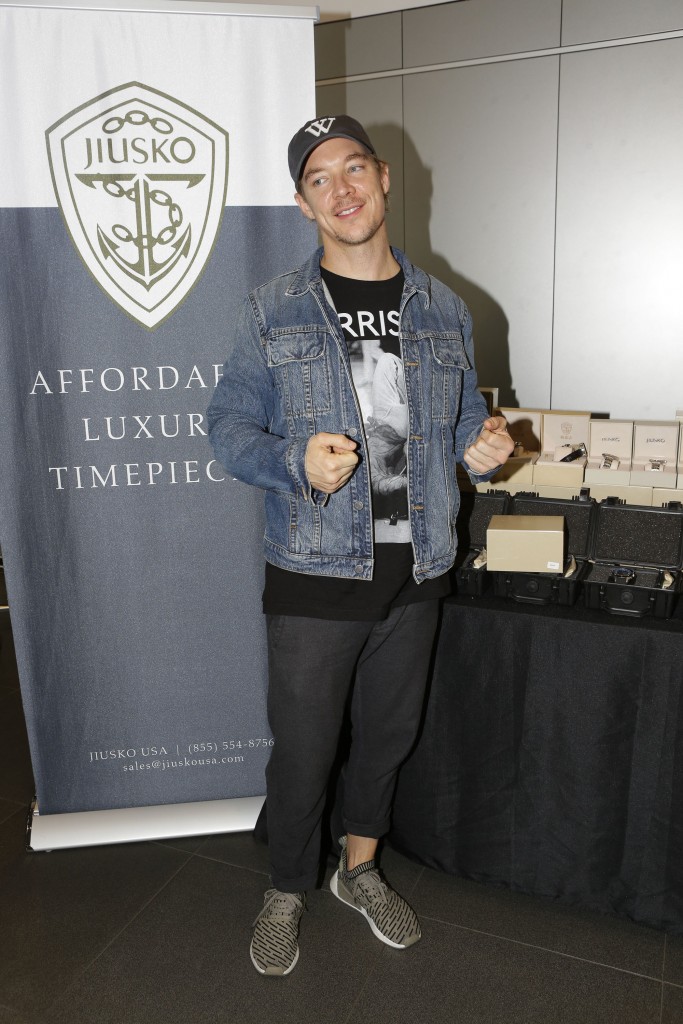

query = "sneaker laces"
[[253, 889, 304, 927], [350, 867, 390, 907]]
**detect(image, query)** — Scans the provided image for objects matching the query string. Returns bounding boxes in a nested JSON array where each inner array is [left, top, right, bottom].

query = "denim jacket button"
[[347, 427, 358, 436], [354, 564, 364, 574], [353, 501, 364, 511]]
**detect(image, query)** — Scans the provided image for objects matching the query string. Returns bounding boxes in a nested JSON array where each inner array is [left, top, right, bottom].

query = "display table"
[[390, 594, 683, 933]]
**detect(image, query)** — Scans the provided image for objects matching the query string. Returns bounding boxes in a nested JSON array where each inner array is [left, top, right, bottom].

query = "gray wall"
[[315, 0, 683, 418]]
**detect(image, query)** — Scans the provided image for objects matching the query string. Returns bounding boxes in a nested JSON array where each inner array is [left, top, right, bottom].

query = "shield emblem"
[[46, 82, 228, 330]]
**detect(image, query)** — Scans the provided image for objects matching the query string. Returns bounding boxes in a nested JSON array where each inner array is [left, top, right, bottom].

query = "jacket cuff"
[[459, 424, 497, 484], [285, 437, 329, 504]]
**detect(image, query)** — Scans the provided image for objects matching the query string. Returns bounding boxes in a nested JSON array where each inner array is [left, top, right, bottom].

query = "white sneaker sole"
[[329, 870, 413, 949]]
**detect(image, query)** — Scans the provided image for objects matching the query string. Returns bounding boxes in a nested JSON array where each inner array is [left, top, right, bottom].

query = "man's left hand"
[[463, 415, 514, 475]]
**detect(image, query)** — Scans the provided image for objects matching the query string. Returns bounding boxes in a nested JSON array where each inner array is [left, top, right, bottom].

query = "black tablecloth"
[[389, 594, 683, 933]]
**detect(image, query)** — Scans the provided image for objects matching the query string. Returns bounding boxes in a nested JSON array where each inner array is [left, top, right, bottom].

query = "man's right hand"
[[305, 432, 359, 494]]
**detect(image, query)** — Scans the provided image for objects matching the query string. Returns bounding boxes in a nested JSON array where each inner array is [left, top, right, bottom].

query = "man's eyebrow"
[[303, 150, 370, 183]]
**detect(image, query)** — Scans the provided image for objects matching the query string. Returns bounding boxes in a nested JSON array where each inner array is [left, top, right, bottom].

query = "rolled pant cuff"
[[342, 816, 391, 838], [269, 871, 317, 894]]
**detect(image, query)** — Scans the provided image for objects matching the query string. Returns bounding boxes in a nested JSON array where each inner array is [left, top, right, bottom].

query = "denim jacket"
[[207, 246, 491, 582]]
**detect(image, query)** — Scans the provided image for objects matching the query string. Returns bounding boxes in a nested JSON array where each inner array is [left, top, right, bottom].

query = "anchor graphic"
[[47, 84, 229, 329], [75, 172, 204, 290]]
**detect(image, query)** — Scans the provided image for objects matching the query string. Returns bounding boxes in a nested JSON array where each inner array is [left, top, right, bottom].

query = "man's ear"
[[294, 191, 315, 221], [380, 161, 390, 197]]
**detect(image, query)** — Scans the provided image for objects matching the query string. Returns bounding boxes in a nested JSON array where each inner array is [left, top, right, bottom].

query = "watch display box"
[[478, 386, 499, 416], [490, 489, 595, 606], [653, 487, 683, 506], [629, 420, 679, 488], [487, 514, 565, 574], [488, 407, 542, 488], [581, 484, 653, 506], [584, 420, 633, 486], [532, 411, 591, 488], [454, 489, 510, 596], [582, 497, 683, 618]]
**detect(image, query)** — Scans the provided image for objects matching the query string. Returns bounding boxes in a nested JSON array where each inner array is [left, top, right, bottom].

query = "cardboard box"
[[652, 487, 683, 507], [492, 407, 542, 487], [630, 420, 679, 488], [532, 411, 591, 488], [487, 514, 565, 573], [479, 387, 499, 416], [586, 484, 653, 506], [584, 420, 634, 487], [530, 484, 585, 500]]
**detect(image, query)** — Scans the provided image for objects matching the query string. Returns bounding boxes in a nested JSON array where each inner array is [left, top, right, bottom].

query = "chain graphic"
[[47, 83, 229, 330]]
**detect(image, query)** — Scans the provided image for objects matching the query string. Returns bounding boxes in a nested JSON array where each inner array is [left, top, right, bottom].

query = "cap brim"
[[295, 134, 375, 183]]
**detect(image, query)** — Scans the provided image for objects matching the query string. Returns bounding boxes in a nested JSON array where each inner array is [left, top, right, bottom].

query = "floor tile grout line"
[[417, 913, 668, 984], [405, 863, 425, 899], [0, 796, 29, 815], [339, 944, 390, 1024], [186, 849, 271, 876], [660, 933, 667, 1023], [38, 850, 199, 1014]]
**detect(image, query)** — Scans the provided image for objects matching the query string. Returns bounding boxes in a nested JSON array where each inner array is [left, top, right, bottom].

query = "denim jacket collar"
[[285, 245, 432, 309]]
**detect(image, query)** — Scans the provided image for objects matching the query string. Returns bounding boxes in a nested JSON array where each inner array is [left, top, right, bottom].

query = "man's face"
[[295, 137, 390, 251]]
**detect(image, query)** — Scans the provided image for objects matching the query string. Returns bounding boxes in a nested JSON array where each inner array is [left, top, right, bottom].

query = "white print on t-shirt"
[[350, 349, 410, 544], [337, 309, 400, 338]]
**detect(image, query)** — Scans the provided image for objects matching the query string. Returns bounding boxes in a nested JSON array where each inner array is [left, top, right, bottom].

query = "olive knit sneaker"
[[330, 836, 421, 949], [250, 889, 306, 976]]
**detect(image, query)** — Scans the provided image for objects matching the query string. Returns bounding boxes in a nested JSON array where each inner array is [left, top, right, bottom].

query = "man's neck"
[[320, 238, 400, 282]]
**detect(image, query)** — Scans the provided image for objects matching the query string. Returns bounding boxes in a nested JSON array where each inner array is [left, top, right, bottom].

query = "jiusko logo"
[[46, 82, 228, 330]]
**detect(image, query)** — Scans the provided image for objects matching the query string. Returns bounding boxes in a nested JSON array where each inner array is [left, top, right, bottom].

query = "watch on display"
[[648, 458, 666, 471], [559, 442, 587, 464], [601, 453, 619, 470], [609, 566, 636, 586]]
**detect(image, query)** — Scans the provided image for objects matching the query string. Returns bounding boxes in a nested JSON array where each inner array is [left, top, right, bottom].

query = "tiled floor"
[[1, 604, 682, 1024]]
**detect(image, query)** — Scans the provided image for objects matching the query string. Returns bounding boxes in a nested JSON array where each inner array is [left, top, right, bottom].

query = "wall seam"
[[316, 27, 683, 86], [400, 6, 405, 251], [549, 44, 561, 410]]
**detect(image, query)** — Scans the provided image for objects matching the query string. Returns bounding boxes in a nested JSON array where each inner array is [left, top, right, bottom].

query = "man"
[[207, 115, 513, 976]]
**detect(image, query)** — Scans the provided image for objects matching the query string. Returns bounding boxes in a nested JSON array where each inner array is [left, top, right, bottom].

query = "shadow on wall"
[[369, 122, 518, 409]]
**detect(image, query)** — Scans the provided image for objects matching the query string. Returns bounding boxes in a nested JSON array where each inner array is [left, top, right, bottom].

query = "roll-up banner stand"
[[0, 0, 318, 850]]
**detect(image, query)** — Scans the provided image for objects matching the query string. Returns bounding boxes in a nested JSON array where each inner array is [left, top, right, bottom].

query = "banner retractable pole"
[[27, 795, 266, 852], [0, 0, 318, 848]]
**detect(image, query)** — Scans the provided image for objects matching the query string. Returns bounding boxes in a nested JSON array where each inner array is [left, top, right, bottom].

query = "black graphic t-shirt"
[[263, 266, 450, 620]]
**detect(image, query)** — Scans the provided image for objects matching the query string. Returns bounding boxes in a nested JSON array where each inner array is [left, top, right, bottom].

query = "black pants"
[[264, 600, 440, 892]]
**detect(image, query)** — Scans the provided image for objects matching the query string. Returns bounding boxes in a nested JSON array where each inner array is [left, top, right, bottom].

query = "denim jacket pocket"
[[266, 328, 332, 418], [429, 333, 470, 421]]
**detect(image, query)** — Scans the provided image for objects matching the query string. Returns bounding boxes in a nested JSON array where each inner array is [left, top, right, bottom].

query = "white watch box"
[[478, 386, 499, 417], [629, 421, 679, 488], [532, 410, 591, 488], [490, 407, 542, 487], [584, 420, 634, 486], [586, 484, 653, 506], [653, 487, 683, 505]]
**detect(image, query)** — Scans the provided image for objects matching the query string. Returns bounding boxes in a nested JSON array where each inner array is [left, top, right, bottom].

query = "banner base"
[[26, 795, 265, 852]]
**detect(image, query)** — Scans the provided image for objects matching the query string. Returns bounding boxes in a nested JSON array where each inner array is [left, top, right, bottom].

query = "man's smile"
[[335, 204, 363, 218]]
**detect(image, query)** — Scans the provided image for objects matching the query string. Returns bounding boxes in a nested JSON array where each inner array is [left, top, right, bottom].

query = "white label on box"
[[547, 561, 560, 570]]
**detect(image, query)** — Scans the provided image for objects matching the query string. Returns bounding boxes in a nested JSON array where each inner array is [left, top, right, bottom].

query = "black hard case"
[[490, 490, 595, 606], [582, 497, 683, 618], [454, 490, 510, 596]]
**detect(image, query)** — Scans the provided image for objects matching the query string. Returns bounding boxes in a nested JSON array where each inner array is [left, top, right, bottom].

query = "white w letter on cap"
[[305, 117, 336, 138]]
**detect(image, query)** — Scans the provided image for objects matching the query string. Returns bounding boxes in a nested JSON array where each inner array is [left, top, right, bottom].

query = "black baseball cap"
[[288, 115, 376, 183]]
